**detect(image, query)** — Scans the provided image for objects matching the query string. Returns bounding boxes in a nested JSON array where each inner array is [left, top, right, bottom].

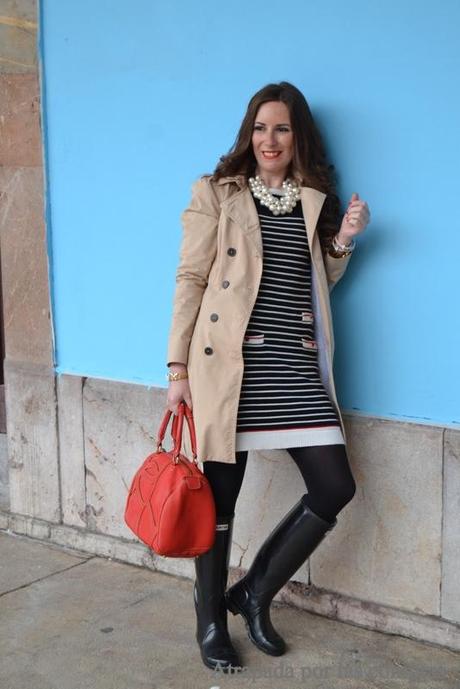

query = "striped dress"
[[235, 189, 344, 452]]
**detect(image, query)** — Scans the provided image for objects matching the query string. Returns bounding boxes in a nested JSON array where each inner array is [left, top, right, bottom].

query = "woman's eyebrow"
[[254, 121, 291, 126]]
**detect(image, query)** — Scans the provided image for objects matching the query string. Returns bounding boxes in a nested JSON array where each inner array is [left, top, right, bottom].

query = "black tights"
[[203, 444, 356, 524]]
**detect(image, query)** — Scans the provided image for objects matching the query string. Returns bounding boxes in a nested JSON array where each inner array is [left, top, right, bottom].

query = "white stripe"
[[249, 308, 311, 318], [246, 324, 314, 334], [238, 396, 332, 404], [262, 228, 308, 237], [237, 415, 340, 426], [253, 294, 311, 305], [261, 229, 308, 238], [259, 210, 305, 218], [238, 406, 338, 416], [241, 377, 323, 385], [261, 271, 312, 286], [263, 252, 309, 262], [243, 352, 311, 362], [259, 214, 306, 223], [257, 285, 310, 295], [241, 381, 325, 387], [262, 235, 308, 245]]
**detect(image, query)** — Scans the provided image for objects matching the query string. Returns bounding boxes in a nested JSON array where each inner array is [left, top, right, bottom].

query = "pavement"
[[0, 530, 459, 689]]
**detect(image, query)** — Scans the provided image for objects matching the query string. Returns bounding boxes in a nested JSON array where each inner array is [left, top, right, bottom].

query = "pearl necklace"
[[248, 175, 301, 215]]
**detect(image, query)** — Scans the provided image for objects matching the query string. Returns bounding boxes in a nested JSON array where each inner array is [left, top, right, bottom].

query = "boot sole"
[[194, 614, 244, 671], [226, 593, 286, 656], [197, 637, 244, 673], [200, 654, 244, 673], [195, 628, 244, 672]]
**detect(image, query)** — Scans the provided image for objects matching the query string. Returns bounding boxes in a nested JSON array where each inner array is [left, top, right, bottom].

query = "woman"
[[166, 81, 370, 673]]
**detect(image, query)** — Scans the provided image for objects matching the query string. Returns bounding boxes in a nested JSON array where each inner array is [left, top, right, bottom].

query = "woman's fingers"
[[167, 381, 193, 414], [347, 209, 370, 222], [345, 200, 370, 227], [166, 393, 181, 414], [348, 200, 369, 212]]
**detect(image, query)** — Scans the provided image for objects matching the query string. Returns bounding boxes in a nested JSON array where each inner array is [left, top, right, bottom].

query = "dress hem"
[[235, 426, 345, 451]]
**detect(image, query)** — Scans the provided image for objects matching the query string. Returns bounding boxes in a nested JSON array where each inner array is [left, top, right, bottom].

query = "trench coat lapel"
[[220, 187, 262, 256], [220, 183, 327, 256], [299, 187, 327, 252]]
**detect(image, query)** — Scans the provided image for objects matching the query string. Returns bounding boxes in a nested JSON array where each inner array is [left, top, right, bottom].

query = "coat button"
[[222, 280, 230, 288], [210, 313, 219, 322], [204, 347, 213, 355], [227, 247, 237, 256]]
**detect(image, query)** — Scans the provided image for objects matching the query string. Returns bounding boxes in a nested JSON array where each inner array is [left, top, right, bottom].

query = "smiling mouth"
[[262, 151, 282, 159]]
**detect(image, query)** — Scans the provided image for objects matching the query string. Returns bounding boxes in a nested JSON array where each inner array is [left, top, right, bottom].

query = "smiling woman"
[[165, 80, 371, 673]]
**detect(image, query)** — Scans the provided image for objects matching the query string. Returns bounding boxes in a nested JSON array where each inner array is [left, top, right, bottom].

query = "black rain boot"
[[194, 514, 243, 672], [225, 495, 337, 656]]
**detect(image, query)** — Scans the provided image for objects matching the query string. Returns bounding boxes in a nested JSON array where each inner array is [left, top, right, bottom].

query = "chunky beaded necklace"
[[248, 175, 301, 215]]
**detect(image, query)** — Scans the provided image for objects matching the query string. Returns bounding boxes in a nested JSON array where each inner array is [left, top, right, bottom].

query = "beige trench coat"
[[167, 174, 353, 464]]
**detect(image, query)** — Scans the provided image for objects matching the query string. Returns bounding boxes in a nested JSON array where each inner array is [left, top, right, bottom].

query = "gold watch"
[[166, 370, 189, 382]]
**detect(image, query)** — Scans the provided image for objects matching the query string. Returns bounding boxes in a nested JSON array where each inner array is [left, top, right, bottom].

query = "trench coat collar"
[[217, 175, 327, 257]]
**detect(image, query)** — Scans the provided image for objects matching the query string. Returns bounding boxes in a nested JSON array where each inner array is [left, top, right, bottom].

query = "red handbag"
[[124, 401, 216, 557]]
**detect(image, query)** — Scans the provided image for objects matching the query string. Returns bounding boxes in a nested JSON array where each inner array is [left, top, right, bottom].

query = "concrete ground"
[[0, 531, 459, 689]]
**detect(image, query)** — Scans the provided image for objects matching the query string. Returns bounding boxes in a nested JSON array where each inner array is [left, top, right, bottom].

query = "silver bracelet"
[[332, 234, 356, 253]]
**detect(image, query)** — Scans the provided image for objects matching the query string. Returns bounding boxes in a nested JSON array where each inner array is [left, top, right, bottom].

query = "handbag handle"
[[155, 401, 198, 463], [171, 402, 198, 463]]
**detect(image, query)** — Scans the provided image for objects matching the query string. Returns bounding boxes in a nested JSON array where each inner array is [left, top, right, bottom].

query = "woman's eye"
[[253, 125, 290, 132]]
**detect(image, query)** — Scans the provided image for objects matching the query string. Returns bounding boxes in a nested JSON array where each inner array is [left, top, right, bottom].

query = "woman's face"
[[251, 101, 294, 182]]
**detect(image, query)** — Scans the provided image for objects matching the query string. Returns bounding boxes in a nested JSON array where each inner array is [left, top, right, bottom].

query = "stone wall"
[[0, 0, 57, 522]]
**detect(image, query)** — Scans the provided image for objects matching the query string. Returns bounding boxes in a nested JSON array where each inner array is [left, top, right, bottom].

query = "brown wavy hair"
[[211, 81, 343, 251]]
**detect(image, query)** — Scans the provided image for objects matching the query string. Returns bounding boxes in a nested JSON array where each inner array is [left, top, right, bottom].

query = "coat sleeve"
[[323, 250, 353, 292], [317, 194, 354, 292], [166, 176, 219, 367]]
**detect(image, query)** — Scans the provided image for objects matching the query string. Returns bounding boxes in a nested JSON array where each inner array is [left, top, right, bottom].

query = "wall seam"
[[439, 426, 446, 618], [37, 0, 58, 368]]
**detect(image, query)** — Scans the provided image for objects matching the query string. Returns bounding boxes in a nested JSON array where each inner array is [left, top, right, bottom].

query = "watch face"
[[329, 248, 349, 258]]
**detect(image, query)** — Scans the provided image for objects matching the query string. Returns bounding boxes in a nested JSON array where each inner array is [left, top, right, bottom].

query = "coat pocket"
[[301, 310, 314, 324], [243, 330, 265, 346], [301, 337, 318, 351]]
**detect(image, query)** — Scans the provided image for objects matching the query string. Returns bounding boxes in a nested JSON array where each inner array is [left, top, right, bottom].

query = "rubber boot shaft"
[[194, 514, 243, 672], [225, 496, 336, 655]]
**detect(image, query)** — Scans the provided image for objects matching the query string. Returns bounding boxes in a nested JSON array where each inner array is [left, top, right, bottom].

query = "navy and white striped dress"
[[235, 190, 344, 452]]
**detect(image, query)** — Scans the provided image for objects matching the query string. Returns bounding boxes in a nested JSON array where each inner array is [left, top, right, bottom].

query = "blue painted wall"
[[40, 0, 460, 427]]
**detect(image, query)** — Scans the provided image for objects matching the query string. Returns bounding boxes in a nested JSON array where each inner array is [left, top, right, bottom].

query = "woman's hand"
[[167, 379, 193, 415], [337, 192, 371, 245], [166, 364, 193, 414]]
